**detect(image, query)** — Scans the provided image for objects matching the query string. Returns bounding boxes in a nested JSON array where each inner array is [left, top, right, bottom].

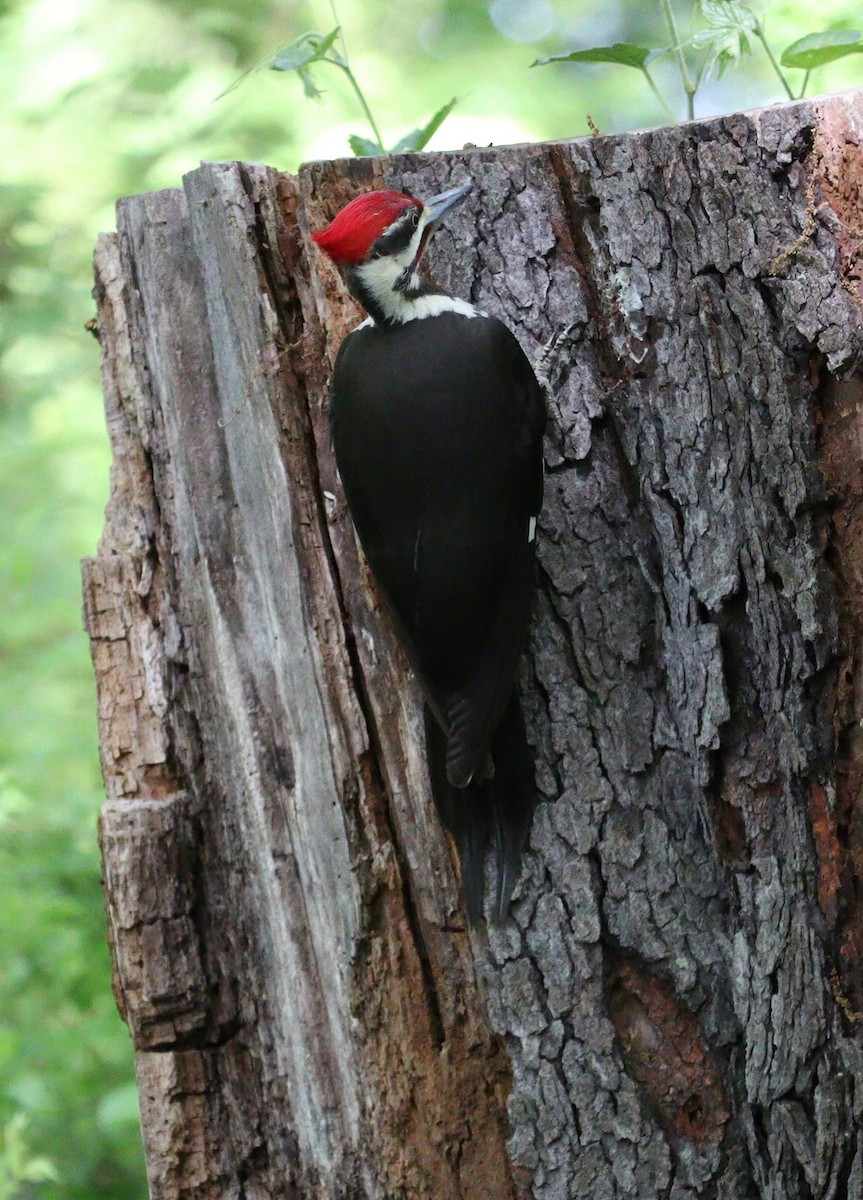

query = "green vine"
[[533, 1, 863, 122], [220, 3, 456, 158]]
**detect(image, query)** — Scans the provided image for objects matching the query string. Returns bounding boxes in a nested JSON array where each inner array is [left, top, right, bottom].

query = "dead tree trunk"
[[85, 92, 863, 1200]]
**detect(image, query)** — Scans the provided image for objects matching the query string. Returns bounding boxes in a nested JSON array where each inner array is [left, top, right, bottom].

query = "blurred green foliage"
[[1, 1, 860, 1196], [0, 1117, 59, 1199]]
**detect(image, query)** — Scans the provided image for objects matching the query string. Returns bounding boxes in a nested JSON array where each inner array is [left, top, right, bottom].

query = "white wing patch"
[[528, 516, 537, 543]]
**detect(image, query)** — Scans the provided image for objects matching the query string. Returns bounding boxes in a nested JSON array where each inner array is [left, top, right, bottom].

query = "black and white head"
[[313, 182, 474, 325]]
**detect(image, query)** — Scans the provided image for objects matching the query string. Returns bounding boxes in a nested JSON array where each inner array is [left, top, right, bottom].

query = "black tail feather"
[[424, 693, 535, 924]]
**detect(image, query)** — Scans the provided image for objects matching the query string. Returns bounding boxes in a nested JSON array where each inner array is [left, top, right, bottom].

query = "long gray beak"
[[424, 182, 472, 225]]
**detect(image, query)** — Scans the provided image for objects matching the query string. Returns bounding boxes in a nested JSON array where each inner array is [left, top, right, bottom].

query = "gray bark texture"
[[85, 91, 863, 1200]]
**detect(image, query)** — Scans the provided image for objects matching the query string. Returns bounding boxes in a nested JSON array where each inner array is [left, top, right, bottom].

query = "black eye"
[[410, 208, 420, 226]]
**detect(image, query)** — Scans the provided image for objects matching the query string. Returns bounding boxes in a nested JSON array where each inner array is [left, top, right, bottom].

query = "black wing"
[[331, 311, 545, 784]]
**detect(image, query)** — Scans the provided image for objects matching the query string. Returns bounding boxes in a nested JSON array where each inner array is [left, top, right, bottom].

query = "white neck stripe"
[[354, 259, 483, 324], [350, 212, 483, 325], [352, 293, 482, 329]]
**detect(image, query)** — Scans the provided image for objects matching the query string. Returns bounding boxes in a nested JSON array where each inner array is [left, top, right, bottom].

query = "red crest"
[[313, 191, 422, 264]]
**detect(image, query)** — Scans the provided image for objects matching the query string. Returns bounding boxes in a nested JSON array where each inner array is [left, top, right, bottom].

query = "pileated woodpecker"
[[314, 182, 545, 923]]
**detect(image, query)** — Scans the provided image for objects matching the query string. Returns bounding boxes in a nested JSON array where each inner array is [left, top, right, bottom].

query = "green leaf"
[[298, 67, 323, 101], [269, 28, 341, 74], [699, 0, 757, 33], [781, 29, 863, 70], [532, 43, 654, 70], [349, 134, 384, 157], [216, 27, 344, 102], [695, 0, 757, 76], [18, 1158, 59, 1184], [390, 97, 458, 154]]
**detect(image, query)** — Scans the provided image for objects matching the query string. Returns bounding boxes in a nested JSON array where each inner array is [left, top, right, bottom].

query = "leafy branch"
[[532, 44, 675, 119], [533, 1, 863, 123], [221, 22, 456, 158]]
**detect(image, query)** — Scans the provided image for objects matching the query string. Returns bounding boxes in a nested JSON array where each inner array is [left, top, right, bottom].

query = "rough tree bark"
[[85, 92, 863, 1200]]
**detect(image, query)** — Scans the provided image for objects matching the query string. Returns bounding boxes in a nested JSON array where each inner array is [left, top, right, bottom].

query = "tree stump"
[[85, 92, 863, 1200]]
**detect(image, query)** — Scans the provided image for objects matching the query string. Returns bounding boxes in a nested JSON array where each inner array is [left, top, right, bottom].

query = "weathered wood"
[[86, 92, 863, 1199]]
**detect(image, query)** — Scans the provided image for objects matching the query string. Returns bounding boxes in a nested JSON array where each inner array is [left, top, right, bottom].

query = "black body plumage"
[[330, 309, 545, 921]]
